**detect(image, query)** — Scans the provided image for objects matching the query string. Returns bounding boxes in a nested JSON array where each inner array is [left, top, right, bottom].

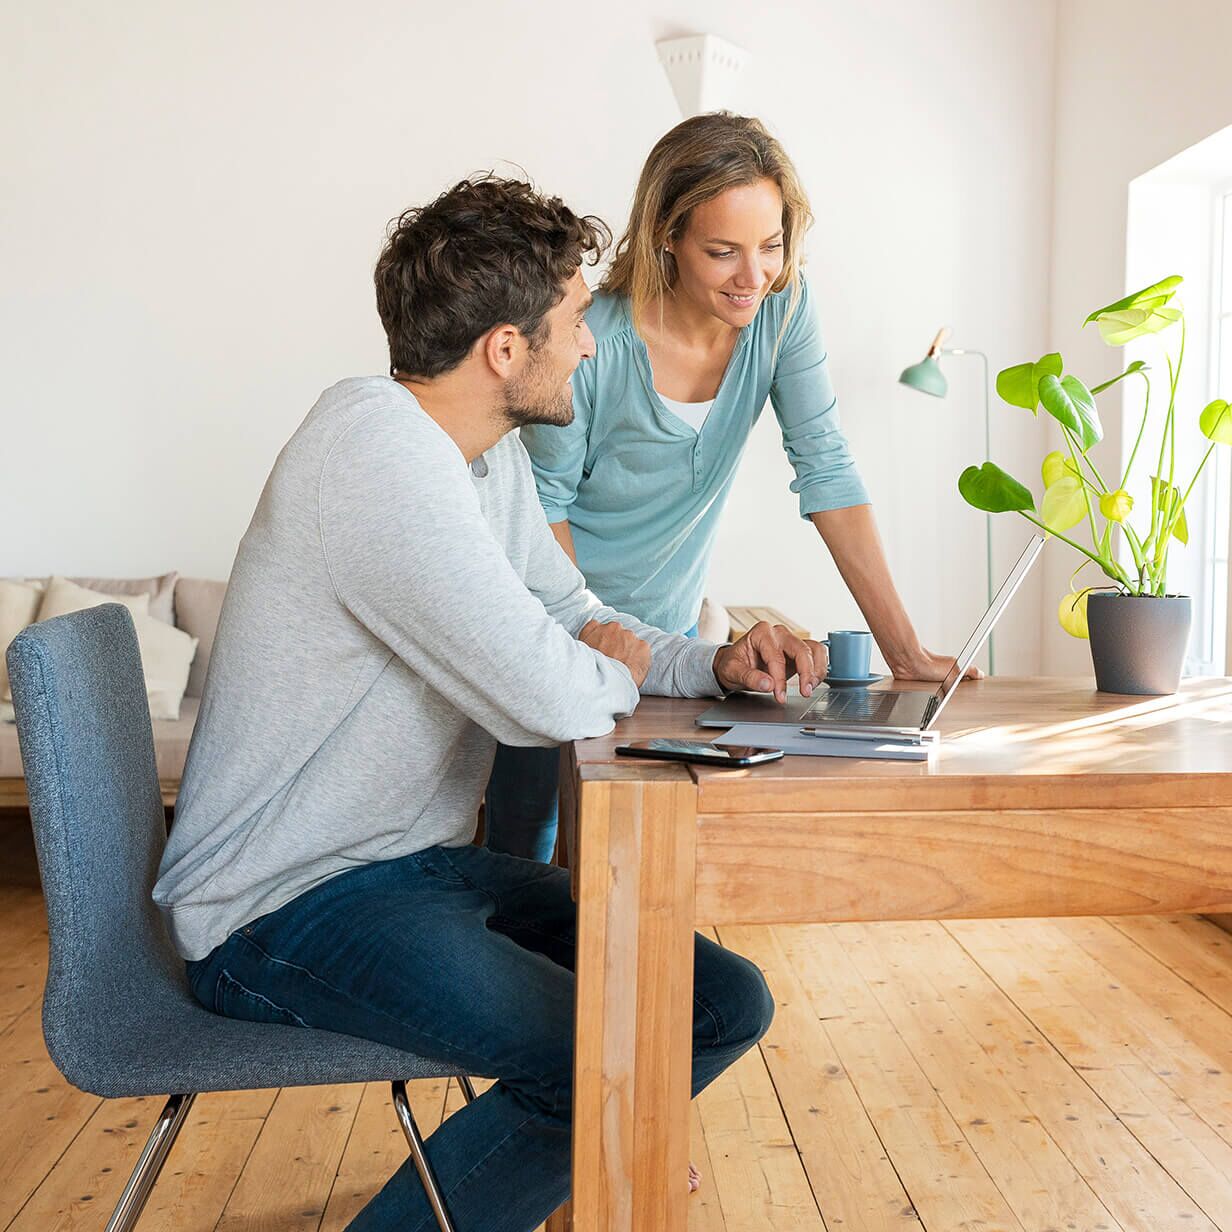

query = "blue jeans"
[[187, 843, 772, 1232], [485, 623, 701, 862]]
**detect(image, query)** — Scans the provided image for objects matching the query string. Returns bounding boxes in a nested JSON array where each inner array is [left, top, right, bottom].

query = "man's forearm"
[[529, 513, 720, 699], [809, 505, 924, 673]]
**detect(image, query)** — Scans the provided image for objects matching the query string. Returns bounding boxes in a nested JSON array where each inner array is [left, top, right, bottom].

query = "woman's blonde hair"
[[602, 113, 813, 337]]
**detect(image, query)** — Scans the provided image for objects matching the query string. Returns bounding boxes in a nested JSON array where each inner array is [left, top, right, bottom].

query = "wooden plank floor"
[[5, 878, 1232, 1231]]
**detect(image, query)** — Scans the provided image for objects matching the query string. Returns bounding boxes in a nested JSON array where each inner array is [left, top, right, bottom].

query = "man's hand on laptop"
[[579, 620, 652, 688], [713, 621, 826, 704]]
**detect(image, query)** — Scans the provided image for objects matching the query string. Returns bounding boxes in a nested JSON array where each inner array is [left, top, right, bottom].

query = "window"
[[1205, 184, 1232, 672], [1125, 133, 1232, 676]]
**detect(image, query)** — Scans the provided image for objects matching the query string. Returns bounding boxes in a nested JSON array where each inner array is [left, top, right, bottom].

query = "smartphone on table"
[[615, 739, 783, 768]]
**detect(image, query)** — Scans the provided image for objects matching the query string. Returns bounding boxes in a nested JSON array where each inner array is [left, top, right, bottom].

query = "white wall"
[[706, 2, 1055, 673], [4, 1, 1057, 673], [1044, 0, 1232, 673]]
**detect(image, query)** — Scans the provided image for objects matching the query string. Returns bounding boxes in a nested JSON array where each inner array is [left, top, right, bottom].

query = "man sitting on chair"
[[153, 175, 824, 1232]]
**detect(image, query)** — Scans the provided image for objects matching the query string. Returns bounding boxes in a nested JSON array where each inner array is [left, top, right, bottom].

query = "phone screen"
[[617, 740, 783, 766]]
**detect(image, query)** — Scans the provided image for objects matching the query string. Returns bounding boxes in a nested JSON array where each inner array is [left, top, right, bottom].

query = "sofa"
[[0, 575, 226, 808]]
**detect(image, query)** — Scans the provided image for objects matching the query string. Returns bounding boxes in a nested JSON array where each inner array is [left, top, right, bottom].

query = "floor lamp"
[[899, 327, 997, 675]]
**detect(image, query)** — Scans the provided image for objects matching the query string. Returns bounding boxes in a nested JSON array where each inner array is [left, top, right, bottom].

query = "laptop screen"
[[926, 534, 1047, 726]]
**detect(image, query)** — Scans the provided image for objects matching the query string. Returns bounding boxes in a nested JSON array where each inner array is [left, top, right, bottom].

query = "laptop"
[[695, 533, 1045, 740]]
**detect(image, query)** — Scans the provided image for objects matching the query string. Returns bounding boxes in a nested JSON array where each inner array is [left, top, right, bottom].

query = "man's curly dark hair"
[[374, 175, 610, 380]]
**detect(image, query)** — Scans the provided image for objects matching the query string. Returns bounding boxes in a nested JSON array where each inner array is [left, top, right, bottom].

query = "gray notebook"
[[712, 723, 938, 761]]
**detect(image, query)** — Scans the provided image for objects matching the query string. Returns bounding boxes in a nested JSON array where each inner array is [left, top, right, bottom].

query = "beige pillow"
[[0, 580, 44, 702], [69, 571, 178, 625], [37, 576, 151, 626], [29, 578, 195, 721], [132, 611, 198, 721]]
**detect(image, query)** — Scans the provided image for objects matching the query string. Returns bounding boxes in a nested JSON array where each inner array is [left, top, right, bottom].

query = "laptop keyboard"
[[801, 689, 902, 724]]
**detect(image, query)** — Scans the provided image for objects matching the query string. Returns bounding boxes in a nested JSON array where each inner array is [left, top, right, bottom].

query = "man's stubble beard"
[[500, 355, 575, 431]]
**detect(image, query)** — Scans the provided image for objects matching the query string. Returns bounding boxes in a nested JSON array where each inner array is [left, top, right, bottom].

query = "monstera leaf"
[[1058, 591, 1090, 639], [1038, 374, 1103, 451], [1085, 276, 1183, 346], [1041, 450, 1080, 487], [958, 463, 1035, 514], [1041, 477, 1087, 533], [1200, 399, 1232, 445], [996, 353, 1063, 413]]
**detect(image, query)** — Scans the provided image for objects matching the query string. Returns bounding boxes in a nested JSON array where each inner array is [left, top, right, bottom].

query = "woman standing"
[[485, 113, 963, 862]]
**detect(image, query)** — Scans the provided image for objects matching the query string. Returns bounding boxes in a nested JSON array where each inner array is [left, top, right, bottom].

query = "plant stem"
[[1165, 320, 1184, 545], [1062, 426, 1101, 548], [1166, 349, 1179, 524], [1061, 426, 1111, 492], [1156, 542, 1171, 595], [1119, 371, 1152, 490], [1175, 441, 1216, 522], [1150, 348, 1176, 554], [1018, 512, 1131, 587], [1151, 321, 1184, 575], [1122, 522, 1146, 577]]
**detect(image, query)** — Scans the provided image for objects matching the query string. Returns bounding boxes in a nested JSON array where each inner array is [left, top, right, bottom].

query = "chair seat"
[[51, 980, 463, 1098]]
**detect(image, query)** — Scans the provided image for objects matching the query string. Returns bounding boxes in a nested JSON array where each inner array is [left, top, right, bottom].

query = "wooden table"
[[559, 677, 1232, 1232]]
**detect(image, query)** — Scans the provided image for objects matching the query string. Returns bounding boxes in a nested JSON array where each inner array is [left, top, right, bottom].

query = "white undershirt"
[[656, 392, 715, 433]]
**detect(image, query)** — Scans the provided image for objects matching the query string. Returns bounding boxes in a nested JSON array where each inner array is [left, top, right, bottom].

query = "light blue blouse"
[[521, 279, 869, 633]]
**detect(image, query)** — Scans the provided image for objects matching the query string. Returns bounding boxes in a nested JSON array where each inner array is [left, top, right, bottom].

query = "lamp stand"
[[944, 348, 996, 675]]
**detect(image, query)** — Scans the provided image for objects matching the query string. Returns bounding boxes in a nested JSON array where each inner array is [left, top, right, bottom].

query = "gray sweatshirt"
[[154, 377, 723, 960]]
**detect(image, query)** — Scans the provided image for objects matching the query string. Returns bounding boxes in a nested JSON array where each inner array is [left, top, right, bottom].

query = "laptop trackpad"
[[695, 690, 812, 727]]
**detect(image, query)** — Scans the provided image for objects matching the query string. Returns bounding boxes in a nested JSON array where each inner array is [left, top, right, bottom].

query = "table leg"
[[545, 1199, 573, 1231], [556, 744, 577, 873], [571, 776, 698, 1231]]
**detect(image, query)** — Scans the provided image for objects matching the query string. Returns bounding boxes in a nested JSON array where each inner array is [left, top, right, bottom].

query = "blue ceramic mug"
[[821, 630, 873, 679]]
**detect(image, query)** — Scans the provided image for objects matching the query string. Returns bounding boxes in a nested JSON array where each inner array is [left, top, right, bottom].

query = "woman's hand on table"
[[712, 622, 827, 703], [888, 647, 981, 683]]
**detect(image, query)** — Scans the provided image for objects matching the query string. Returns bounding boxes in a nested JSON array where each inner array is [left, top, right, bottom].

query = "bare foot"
[[688, 1162, 701, 1193]]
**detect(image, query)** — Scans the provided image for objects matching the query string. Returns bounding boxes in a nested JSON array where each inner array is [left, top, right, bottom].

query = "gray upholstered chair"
[[7, 604, 476, 1232]]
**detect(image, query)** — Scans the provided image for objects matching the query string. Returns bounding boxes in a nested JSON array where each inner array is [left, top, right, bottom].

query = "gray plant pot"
[[1086, 592, 1192, 695]]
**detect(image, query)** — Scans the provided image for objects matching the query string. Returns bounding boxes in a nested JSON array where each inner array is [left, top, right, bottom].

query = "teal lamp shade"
[[899, 328, 952, 398], [899, 355, 948, 398]]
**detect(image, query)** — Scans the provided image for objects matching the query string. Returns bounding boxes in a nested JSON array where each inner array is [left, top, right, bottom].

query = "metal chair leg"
[[104, 1092, 196, 1232], [391, 1080, 459, 1232], [457, 1075, 477, 1104]]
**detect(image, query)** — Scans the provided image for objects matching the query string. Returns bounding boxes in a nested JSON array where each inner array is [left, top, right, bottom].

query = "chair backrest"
[[6, 604, 184, 1054]]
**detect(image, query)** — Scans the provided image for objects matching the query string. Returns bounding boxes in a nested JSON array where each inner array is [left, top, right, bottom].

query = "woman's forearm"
[[549, 519, 579, 566], [808, 505, 924, 673]]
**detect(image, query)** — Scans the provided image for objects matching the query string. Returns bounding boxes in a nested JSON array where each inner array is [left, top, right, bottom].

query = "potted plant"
[[957, 275, 1232, 694]]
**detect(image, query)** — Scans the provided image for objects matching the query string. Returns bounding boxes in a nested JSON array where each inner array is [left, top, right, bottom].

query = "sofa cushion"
[[150, 695, 201, 781], [176, 577, 227, 698], [69, 571, 178, 625], [133, 612, 198, 721], [1, 696, 200, 782], [0, 580, 44, 702]]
